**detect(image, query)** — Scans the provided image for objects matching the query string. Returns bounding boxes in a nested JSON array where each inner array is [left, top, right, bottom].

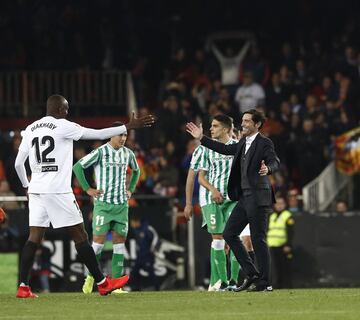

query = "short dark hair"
[[212, 114, 233, 129], [112, 121, 124, 127], [242, 109, 266, 129]]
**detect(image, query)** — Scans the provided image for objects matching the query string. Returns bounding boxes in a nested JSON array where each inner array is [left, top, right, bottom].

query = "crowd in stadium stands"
[[0, 1, 359, 213]]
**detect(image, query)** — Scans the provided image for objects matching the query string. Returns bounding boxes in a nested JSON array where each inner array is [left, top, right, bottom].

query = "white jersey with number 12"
[[18, 116, 85, 193]]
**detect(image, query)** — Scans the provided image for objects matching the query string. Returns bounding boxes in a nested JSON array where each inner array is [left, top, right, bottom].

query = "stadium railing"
[[0, 70, 128, 117], [302, 161, 352, 213]]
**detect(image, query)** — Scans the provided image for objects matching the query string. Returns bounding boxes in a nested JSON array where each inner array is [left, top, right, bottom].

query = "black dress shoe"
[[247, 284, 273, 292], [233, 275, 259, 292]]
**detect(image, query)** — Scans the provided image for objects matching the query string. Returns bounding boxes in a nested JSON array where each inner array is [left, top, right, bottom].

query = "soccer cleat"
[[97, 275, 129, 296], [247, 284, 273, 292], [233, 275, 259, 292], [208, 279, 221, 292], [226, 279, 238, 291], [111, 288, 129, 295], [16, 285, 38, 298], [82, 275, 95, 294], [216, 282, 229, 292]]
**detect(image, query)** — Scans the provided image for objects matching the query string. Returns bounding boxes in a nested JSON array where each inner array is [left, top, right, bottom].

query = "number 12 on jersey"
[[32, 136, 55, 164]]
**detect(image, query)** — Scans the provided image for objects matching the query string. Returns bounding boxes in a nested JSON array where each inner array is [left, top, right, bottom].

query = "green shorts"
[[201, 200, 237, 234], [92, 201, 129, 237]]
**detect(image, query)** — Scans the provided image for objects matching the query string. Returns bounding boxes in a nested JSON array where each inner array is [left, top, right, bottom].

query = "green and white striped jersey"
[[190, 145, 207, 207], [79, 143, 139, 204], [199, 138, 238, 205]]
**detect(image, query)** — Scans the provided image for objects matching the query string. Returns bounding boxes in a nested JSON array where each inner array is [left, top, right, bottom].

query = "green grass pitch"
[[1, 289, 360, 320]]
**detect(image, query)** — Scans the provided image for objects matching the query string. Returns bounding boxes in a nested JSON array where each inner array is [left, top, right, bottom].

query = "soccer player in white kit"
[[14, 94, 155, 298]]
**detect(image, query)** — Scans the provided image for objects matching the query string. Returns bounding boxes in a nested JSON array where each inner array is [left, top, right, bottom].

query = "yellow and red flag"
[[335, 127, 360, 175]]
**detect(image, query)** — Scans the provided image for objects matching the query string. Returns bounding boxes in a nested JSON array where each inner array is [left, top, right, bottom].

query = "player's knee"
[[68, 226, 88, 244], [112, 234, 126, 244]]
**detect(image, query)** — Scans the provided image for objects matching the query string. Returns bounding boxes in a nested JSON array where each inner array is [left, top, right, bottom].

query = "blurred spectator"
[[0, 219, 18, 252], [295, 118, 326, 186], [0, 180, 20, 210], [287, 189, 301, 215], [239, 45, 270, 86], [266, 72, 287, 112], [0, 160, 6, 181], [4, 131, 28, 196], [153, 157, 179, 197], [267, 196, 294, 289], [335, 200, 349, 214], [234, 71, 265, 113], [129, 213, 160, 291], [30, 243, 51, 293], [210, 38, 251, 87]]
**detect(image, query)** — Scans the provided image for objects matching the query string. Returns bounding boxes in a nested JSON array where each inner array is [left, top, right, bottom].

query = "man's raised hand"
[[186, 122, 203, 140]]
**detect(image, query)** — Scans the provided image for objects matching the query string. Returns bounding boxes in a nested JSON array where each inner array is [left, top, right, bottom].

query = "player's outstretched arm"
[[125, 112, 156, 130]]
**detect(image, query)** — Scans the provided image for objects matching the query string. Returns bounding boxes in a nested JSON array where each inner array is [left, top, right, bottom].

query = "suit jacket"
[[201, 133, 280, 206]]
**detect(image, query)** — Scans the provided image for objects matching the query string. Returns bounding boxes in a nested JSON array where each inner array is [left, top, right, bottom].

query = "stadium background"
[[1, 0, 360, 292]]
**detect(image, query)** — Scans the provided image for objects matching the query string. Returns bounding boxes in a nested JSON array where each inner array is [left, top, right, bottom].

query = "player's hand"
[[186, 122, 203, 140], [211, 188, 223, 204], [127, 190, 132, 199], [258, 160, 269, 176], [125, 112, 156, 130], [86, 188, 103, 198], [184, 204, 193, 221]]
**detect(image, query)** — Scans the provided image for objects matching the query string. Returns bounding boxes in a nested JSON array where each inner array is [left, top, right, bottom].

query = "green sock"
[[210, 248, 219, 286], [230, 251, 240, 283], [96, 253, 101, 264], [112, 253, 124, 278], [213, 248, 227, 284]]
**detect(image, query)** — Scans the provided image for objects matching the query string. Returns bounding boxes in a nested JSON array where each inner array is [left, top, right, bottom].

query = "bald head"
[[46, 95, 69, 118]]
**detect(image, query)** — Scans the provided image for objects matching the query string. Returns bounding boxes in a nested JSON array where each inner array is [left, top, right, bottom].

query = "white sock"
[[92, 242, 104, 255], [113, 243, 125, 254], [211, 239, 225, 250]]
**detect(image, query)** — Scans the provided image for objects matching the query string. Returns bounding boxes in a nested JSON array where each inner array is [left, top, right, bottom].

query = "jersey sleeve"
[[18, 129, 30, 154], [190, 146, 204, 172], [58, 119, 85, 141], [128, 150, 139, 171], [198, 147, 210, 172], [79, 149, 101, 169]]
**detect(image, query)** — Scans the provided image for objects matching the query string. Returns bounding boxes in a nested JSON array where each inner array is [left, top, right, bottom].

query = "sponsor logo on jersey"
[[105, 162, 127, 168], [41, 165, 58, 172], [212, 156, 233, 161]]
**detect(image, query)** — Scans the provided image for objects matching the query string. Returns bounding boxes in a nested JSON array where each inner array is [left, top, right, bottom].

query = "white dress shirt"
[[245, 132, 259, 154]]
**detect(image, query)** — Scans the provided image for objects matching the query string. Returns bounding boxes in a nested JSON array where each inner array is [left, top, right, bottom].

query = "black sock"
[[75, 241, 104, 283], [20, 241, 38, 285]]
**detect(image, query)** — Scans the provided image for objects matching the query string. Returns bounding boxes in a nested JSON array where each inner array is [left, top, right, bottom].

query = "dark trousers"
[[223, 194, 271, 286], [270, 247, 293, 288]]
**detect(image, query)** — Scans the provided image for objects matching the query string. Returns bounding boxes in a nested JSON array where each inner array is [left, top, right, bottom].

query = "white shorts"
[[240, 224, 250, 237], [28, 193, 83, 229]]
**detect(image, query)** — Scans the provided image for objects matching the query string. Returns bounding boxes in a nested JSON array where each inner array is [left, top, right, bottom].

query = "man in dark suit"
[[186, 109, 279, 291]]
